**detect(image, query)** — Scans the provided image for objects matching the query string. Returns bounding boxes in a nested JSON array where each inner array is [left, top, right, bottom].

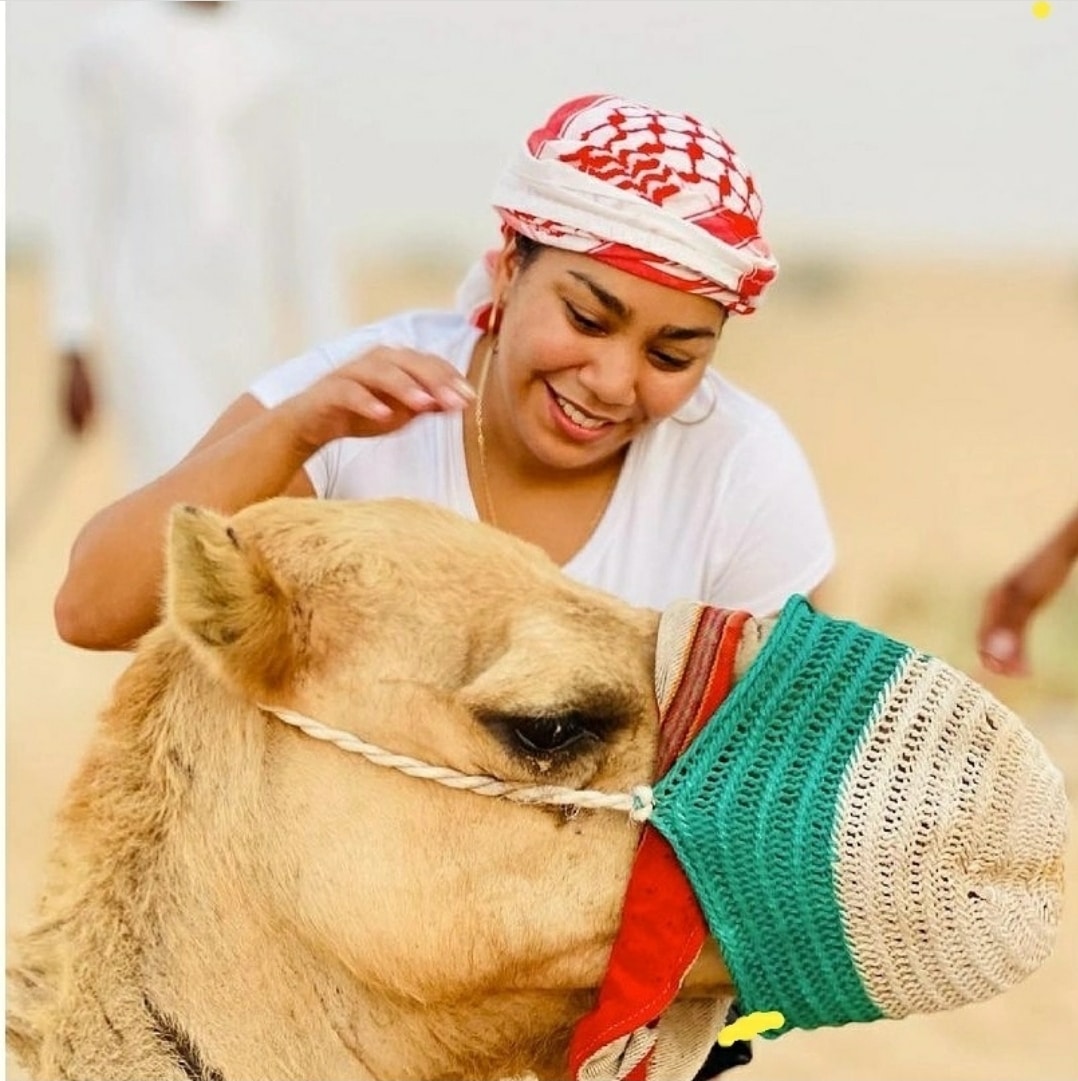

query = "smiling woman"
[[52, 93, 835, 655]]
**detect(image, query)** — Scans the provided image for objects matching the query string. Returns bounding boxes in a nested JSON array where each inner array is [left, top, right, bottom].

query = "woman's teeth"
[[555, 393, 607, 430]]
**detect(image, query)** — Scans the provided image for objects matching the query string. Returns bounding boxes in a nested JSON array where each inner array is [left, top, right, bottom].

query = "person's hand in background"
[[61, 348, 96, 434], [977, 505, 1078, 676]]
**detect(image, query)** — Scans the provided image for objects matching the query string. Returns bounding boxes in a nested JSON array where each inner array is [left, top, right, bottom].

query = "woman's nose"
[[577, 345, 637, 408]]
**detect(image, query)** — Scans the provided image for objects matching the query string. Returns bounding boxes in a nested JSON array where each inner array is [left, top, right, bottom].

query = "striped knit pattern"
[[655, 606, 749, 776], [649, 595, 1067, 1036]]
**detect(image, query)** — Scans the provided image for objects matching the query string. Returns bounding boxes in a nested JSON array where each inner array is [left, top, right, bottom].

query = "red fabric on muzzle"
[[569, 608, 749, 1081]]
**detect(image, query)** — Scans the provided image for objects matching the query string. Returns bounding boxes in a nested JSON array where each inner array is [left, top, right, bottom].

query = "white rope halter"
[[261, 705, 656, 823]]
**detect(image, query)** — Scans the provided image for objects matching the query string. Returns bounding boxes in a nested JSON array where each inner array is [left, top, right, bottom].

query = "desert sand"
[[6, 254, 1077, 1079]]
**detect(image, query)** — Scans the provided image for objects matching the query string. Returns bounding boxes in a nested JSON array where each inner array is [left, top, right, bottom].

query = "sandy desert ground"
[[6, 254, 1078, 1079]]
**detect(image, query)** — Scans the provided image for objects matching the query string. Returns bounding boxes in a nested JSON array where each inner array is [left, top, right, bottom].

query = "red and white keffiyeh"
[[457, 94, 779, 328]]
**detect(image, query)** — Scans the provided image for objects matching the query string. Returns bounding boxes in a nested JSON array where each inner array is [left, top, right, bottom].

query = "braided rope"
[[262, 705, 655, 823]]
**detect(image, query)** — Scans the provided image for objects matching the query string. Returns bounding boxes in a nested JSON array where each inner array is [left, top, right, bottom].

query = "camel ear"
[[165, 505, 297, 691]]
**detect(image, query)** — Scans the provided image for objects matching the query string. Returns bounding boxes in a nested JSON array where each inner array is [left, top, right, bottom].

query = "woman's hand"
[[280, 346, 477, 452]]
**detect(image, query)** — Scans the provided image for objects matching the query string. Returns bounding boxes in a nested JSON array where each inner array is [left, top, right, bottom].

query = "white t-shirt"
[[250, 310, 835, 615]]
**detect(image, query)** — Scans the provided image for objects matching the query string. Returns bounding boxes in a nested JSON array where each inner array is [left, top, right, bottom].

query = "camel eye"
[[478, 710, 603, 759], [512, 716, 594, 755], [476, 694, 634, 761]]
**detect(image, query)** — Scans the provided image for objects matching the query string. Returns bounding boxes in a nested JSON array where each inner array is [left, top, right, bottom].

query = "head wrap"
[[456, 94, 779, 328], [571, 597, 1067, 1081]]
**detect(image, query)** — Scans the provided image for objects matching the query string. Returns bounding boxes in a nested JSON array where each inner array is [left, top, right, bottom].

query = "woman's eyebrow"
[[566, 271, 629, 319], [566, 270, 718, 340], [657, 325, 718, 341]]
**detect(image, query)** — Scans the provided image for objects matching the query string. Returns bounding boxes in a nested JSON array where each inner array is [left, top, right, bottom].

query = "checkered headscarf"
[[457, 94, 779, 328]]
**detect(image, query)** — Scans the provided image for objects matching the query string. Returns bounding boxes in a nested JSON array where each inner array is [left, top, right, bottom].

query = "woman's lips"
[[545, 383, 617, 443]]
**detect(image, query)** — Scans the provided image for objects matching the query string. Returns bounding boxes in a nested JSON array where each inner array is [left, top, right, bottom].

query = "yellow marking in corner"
[[1032, 1, 1051, 17], [717, 1010, 786, 1046]]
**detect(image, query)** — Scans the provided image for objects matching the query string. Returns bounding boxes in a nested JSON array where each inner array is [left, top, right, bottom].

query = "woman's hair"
[[512, 232, 545, 271]]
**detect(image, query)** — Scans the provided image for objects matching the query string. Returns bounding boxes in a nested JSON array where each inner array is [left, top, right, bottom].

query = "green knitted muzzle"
[[649, 596, 1066, 1036]]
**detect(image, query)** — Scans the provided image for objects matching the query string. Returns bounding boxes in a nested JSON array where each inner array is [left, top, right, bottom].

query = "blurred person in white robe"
[[53, 0, 346, 489]]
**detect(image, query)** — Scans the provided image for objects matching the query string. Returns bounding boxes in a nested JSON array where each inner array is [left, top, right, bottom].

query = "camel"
[[7, 498, 746, 1081], [7, 497, 1065, 1081]]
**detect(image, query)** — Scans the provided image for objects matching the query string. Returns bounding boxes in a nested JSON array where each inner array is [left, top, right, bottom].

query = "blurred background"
[[5, 2, 1077, 1079]]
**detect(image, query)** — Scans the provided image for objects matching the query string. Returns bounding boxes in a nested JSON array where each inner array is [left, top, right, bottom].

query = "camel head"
[[162, 497, 684, 1006]]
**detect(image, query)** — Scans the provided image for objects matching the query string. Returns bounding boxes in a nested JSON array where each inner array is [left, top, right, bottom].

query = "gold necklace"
[[472, 339, 617, 540], [473, 339, 501, 527]]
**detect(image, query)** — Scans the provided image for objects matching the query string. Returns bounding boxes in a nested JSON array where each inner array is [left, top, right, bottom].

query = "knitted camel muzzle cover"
[[649, 596, 1067, 1036]]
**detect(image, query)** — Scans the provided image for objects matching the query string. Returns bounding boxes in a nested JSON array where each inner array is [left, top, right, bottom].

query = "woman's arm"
[[54, 346, 477, 651], [54, 395, 316, 651]]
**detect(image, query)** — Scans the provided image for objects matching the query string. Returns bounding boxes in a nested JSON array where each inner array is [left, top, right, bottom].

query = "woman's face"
[[489, 243, 727, 473]]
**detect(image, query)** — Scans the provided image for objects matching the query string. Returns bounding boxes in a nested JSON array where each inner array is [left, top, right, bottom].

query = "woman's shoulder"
[[623, 370, 821, 515], [318, 309, 476, 371]]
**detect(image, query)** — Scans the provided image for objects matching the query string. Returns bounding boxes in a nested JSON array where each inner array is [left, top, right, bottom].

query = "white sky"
[[5, 0, 1078, 261]]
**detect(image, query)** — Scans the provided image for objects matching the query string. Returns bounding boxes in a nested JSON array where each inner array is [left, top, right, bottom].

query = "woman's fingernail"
[[454, 378, 477, 400], [438, 389, 471, 410]]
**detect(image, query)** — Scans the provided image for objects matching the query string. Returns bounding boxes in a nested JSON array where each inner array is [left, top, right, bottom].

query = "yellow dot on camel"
[[1031, 1, 1051, 17], [716, 1010, 786, 1046]]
